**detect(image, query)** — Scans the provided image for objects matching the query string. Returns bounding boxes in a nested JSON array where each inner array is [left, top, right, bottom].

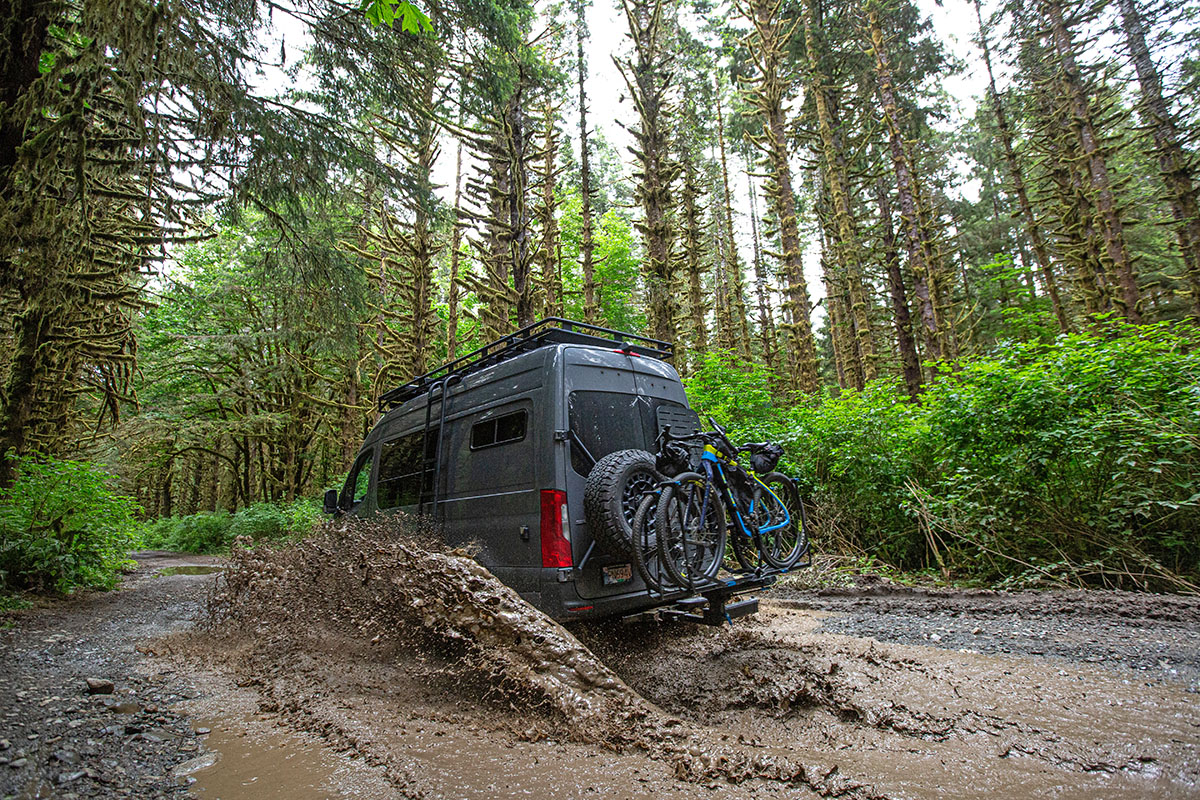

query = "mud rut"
[[163, 522, 1199, 800]]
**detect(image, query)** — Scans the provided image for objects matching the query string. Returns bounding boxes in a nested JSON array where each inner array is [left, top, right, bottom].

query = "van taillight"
[[540, 489, 572, 568]]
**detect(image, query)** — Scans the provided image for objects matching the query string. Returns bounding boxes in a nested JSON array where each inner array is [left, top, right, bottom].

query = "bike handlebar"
[[659, 426, 773, 457]]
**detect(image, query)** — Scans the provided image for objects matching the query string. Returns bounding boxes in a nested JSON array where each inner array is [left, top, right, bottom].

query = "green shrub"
[[229, 503, 287, 541], [140, 497, 323, 554], [918, 322, 1200, 589], [0, 455, 141, 593], [686, 322, 1200, 591]]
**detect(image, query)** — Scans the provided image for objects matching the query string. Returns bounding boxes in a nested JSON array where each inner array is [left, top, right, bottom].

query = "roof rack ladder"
[[418, 381, 441, 516], [430, 374, 460, 519]]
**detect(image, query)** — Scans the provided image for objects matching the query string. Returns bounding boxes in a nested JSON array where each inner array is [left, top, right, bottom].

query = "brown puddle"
[[186, 717, 386, 799], [160, 565, 225, 576]]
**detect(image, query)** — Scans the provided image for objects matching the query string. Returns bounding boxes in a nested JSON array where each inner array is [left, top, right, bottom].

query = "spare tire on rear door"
[[584, 449, 660, 553]]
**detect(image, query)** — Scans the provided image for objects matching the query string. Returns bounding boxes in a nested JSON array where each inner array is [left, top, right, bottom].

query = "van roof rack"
[[378, 317, 674, 410]]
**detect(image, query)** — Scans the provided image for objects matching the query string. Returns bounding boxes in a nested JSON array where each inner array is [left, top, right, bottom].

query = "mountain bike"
[[651, 418, 807, 589]]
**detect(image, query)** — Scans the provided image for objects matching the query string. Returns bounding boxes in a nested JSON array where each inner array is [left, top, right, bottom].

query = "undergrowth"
[[140, 498, 323, 554], [0, 454, 140, 594], [688, 320, 1200, 593]]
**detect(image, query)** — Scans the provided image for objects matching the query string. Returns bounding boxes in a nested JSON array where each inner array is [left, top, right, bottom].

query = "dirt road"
[[2, 544, 1197, 800]]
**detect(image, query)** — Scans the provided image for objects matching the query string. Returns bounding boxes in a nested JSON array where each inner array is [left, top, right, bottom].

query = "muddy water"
[[584, 603, 1200, 799], [160, 565, 225, 576], [170, 520, 1200, 800], [188, 717, 381, 799]]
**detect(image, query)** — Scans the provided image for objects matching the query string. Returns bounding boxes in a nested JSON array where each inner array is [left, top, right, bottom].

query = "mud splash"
[[183, 518, 875, 797], [162, 519, 1199, 799]]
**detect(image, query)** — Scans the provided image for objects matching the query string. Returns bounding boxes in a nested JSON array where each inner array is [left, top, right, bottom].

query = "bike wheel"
[[629, 491, 667, 593], [656, 474, 727, 588], [756, 472, 808, 569]]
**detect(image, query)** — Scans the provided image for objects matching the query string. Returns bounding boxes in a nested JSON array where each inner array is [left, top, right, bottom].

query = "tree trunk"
[[0, 3, 52, 487], [1117, 0, 1200, 318], [803, 0, 876, 382], [742, 0, 819, 391], [864, 3, 941, 368], [1041, 0, 1141, 322], [875, 179, 922, 399], [747, 168, 779, 374], [535, 104, 564, 318], [974, 0, 1070, 332], [447, 138, 465, 360], [575, 0, 599, 323], [0, 307, 49, 487], [679, 151, 709, 373], [616, 0, 680, 343], [715, 87, 752, 358]]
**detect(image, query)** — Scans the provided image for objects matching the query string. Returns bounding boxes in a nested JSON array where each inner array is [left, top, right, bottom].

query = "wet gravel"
[[0, 553, 219, 800], [773, 581, 1200, 688], [3, 550, 1199, 800]]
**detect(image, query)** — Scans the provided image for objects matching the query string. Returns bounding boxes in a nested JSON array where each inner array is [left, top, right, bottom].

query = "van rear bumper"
[[529, 571, 777, 622]]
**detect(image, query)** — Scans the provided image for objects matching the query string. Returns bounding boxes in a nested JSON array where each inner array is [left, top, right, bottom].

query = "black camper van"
[[326, 318, 804, 623]]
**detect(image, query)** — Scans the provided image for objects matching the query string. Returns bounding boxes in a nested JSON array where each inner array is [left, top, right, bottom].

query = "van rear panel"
[[560, 348, 697, 602]]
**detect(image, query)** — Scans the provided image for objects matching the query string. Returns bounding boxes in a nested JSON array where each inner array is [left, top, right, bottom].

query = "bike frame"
[[698, 444, 791, 539]]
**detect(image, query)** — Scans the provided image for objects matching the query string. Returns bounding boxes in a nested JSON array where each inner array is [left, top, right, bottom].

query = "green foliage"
[[686, 323, 1200, 591], [685, 350, 786, 437], [0, 456, 140, 593], [141, 499, 323, 555], [361, 0, 434, 33]]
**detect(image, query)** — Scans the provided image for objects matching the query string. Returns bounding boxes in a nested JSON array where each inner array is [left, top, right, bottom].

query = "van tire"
[[584, 449, 660, 553]]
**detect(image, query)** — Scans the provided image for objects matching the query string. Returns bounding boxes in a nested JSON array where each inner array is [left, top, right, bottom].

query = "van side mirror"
[[323, 488, 340, 515]]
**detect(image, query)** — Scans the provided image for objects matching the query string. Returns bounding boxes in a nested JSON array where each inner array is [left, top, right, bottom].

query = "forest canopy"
[[2, 0, 1199, 592]]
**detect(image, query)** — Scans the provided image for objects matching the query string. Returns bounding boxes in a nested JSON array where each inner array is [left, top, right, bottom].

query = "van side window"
[[378, 429, 439, 509], [470, 410, 527, 450], [341, 450, 374, 508]]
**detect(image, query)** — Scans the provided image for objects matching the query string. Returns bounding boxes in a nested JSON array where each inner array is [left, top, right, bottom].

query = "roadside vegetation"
[[688, 321, 1200, 593], [3, 0, 1200, 598], [0, 456, 140, 595], [139, 499, 324, 555], [0, 453, 322, 597]]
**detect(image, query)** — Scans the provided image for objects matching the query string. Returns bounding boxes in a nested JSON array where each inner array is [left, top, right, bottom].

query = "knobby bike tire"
[[757, 472, 807, 569], [629, 491, 666, 593], [730, 512, 766, 573], [655, 473, 727, 589]]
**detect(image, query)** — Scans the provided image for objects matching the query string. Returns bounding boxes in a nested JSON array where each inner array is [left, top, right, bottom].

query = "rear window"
[[568, 391, 695, 475]]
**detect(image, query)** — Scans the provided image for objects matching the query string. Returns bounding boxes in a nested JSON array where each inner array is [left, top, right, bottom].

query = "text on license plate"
[[603, 563, 632, 585]]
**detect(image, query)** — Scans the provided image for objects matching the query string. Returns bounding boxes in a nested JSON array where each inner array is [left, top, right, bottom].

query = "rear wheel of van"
[[584, 449, 660, 553]]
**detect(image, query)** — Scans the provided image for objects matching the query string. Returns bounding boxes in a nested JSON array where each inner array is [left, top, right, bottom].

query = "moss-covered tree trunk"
[[803, 0, 876, 384], [742, 0, 818, 391], [617, 0, 681, 343], [1041, 0, 1140, 323], [973, 0, 1070, 333], [1117, 0, 1200, 319], [864, 3, 942, 368]]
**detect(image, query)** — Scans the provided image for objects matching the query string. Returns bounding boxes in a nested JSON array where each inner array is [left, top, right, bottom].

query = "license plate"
[[603, 563, 632, 585]]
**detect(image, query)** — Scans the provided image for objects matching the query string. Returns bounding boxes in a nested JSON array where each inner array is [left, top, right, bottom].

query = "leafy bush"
[[917, 322, 1200, 589], [141, 498, 322, 554], [686, 323, 1200, 591], [0, 455, 141, 593]]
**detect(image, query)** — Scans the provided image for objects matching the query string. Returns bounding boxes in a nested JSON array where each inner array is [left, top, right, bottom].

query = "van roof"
[[378, 318, 674, 410]]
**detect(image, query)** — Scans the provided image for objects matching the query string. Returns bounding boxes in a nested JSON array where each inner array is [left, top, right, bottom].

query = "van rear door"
[[561, 349, 697, 600]]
